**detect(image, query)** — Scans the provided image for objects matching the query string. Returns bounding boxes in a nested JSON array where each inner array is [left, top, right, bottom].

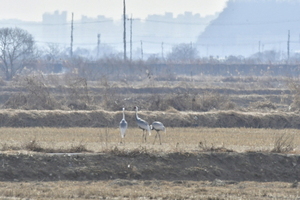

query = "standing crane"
[[134, 106, 151, 142], [150, 121, 166, 145], [119, 107, 128, 144]]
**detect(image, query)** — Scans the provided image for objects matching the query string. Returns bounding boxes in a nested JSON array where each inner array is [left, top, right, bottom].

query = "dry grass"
[[0, 180, 298, 199], [0, 127, 299, 153], [1, 74, 293, 112], [0, 127, 299, 199]]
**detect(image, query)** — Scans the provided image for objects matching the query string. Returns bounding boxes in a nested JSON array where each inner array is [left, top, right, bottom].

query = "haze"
[[1, 0, 298, 58], [0, 0, 228, 21]]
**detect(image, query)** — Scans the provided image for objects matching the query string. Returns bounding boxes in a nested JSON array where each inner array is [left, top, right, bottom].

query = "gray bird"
[[134, 106, 151, 142], [150, 121, 166, 145], [119, 107, 128, 143]]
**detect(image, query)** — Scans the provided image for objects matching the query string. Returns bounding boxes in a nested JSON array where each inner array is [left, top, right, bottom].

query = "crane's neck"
[[123, 110, 125, 120], [135, 110, 139, 120]]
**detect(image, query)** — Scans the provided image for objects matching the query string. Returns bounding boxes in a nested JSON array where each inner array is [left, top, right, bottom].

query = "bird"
[[119, 107, 128, 144], [134, 106, 151, 142], [150, 121, 166, 145]]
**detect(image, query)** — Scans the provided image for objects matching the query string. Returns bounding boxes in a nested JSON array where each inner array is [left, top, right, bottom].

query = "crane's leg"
[[120, 136, 125, 145], [142, 130, 147, 143], [158, 131, 162, 145], [153, 131, 158, 145]]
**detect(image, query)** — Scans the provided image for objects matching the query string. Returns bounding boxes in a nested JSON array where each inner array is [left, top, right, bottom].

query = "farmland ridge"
[[0, 151, 299, 182], [0, 109, 300, 128]]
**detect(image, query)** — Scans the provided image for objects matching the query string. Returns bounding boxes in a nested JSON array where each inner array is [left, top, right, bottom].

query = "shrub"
[[271, 133, 294, 153], [24, 139, 44, 152], [250, 101, 276, 110], [287, 77, 300, 111], [4, 75, 61, 110]]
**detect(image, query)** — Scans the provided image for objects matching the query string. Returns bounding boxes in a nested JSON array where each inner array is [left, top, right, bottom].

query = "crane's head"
[[133, 106, 139, 111]]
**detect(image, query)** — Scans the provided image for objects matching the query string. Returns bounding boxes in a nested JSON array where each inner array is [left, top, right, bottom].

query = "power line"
[[36, 39, 300, 47], [0, 19, 114, 26], [3, 17, 300, 27], [139, 18, 300, 26]]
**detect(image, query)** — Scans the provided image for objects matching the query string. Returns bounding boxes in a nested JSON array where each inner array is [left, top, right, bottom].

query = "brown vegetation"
[[1, 64, 300, 199], [1, 109, 300, 129], [0, 127, 299, 199], [0, 71, 295, 113], [1, 127, 298, 154]]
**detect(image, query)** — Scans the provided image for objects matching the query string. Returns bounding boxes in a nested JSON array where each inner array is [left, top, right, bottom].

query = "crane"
[[134, 106, 151, 142], [119, 107, 128, 143], [150, 121, 166, 145]]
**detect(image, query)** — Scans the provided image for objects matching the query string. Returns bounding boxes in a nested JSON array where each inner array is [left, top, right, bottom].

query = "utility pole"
[[97, 33, 101, 58], [161, 42, 164, 60], [258, 41, 261, 53], [140, 40, 143, 60], [287, 30, 290, 60], [70, 12, 74, 57], [130, 14, 133, 61], [123, 0, 127, 60]]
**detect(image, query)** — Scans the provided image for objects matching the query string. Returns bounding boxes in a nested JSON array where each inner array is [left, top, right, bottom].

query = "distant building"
[[42, 11, 68, 45], [0, 10, 216, 58]]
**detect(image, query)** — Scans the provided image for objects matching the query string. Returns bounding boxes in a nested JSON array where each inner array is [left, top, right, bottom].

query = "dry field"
[[1, 67, 300, 199], [0, 180, 299, 199], [1, 127, 300, 153], [0, 127, 299, 199]]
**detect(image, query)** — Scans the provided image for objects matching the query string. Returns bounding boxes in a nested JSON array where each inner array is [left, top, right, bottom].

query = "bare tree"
[[0, 27, 36, 80], [44, 43, 66, 62], [167, 43, 199, 63]]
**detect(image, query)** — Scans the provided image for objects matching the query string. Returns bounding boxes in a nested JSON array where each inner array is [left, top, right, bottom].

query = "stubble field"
[[1, 65, 300, 199], [0, 127, 299, 199]]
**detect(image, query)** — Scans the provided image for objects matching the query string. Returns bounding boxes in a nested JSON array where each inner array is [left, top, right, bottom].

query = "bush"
[[64, 75, 92, 110], [271, 133, 294, 153], [4, 75, 61, 110], [148, 92, 234, 112], [250, 101, 276, 110], [287, 77, 300, 111], [24, 139, 44, 152]]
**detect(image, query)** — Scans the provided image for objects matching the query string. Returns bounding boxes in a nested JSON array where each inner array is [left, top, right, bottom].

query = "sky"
[[0, 0, 229, 21]]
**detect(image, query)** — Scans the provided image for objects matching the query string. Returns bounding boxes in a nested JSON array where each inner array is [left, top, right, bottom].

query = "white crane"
[[134, 106, 151, 142], [150, 121, 166, 145], [119, 107, 128, 143]]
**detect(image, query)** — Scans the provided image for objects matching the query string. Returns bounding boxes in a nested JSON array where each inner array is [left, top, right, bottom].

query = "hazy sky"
[[1, 0, 228, 21]]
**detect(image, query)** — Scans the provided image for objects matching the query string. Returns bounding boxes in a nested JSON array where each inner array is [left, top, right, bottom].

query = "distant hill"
[[196, 0, 300, 57]]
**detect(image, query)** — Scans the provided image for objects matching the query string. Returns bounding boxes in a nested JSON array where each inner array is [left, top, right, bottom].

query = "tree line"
[[1, 27, 300, 81]]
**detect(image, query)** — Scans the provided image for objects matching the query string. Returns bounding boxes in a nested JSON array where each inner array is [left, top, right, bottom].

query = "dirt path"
[[0, 151, 299, 182]]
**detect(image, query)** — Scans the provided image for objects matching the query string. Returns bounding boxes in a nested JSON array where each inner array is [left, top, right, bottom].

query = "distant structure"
[[42, 11, 67, 45], [0, 11, 214, 58]]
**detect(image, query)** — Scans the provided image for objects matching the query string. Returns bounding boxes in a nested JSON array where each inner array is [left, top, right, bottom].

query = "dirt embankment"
[[0, 109, 300, 128], [0, 152, 299, 182]]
